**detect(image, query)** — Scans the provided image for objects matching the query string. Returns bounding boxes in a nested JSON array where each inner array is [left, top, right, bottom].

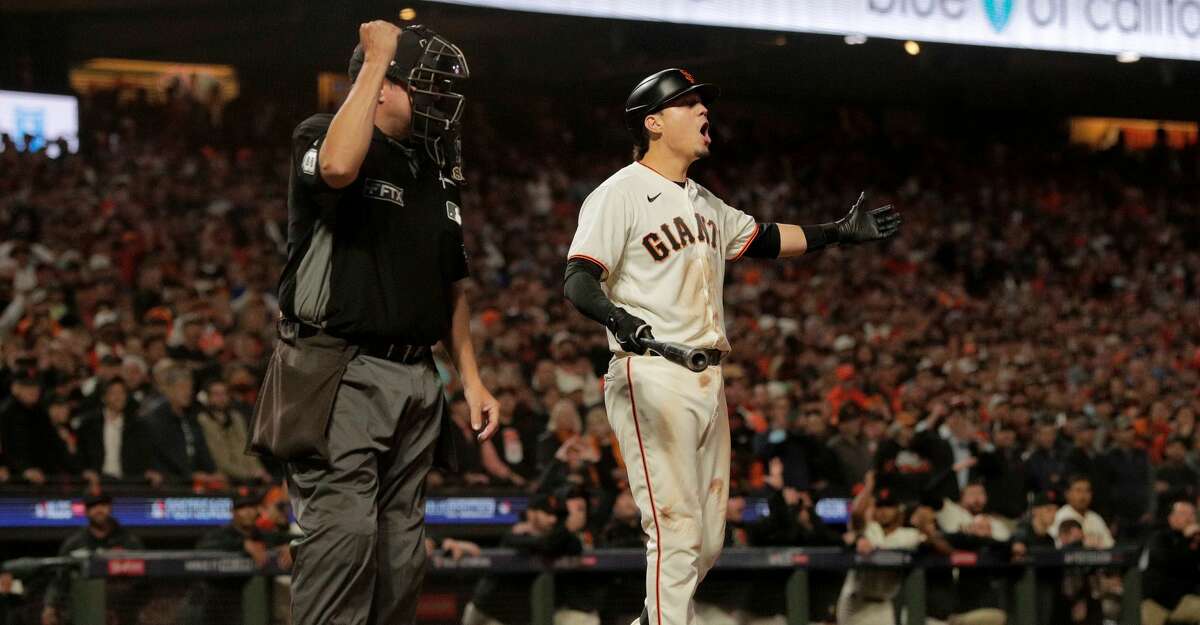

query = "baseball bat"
[[641, 338, 710, 372]]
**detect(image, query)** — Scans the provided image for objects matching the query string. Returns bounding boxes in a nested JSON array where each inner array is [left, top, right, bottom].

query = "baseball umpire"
[[248, 20, 499, 625], [563, 68, 901, 625]]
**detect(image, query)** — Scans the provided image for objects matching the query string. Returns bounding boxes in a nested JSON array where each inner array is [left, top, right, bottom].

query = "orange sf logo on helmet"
[[679, 69, 695, 84]]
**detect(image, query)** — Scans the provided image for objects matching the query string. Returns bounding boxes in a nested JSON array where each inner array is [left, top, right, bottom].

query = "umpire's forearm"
[[443, 280, 483, 389], [318, 59, 388, 187]]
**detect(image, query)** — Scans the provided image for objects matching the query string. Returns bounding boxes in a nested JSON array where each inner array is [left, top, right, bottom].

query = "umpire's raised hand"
[[834, 192, 901, 244]]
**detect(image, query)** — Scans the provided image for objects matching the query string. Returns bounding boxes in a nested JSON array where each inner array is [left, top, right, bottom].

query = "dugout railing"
[[2, 546, 1143, 625]]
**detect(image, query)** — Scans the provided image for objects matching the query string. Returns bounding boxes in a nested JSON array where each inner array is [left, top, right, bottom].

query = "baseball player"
[[838, 485, 927, 625], [563, 68, 901, 625]]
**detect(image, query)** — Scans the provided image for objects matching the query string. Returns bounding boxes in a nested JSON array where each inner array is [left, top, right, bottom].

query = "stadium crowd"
[[1, 82, 1199, 625]]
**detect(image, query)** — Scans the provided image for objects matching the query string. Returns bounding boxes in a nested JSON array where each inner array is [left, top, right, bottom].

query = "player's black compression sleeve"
[[564, 258, 617, 325], [744, 222, 781, 259]]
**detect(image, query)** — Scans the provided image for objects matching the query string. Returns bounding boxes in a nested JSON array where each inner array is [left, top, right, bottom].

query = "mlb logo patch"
[[446, 201, 462, 225]]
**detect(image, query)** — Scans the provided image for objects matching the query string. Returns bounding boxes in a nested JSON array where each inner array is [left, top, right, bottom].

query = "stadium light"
[[399, 7, 417, 21], [844, 34, 868, 45], [1116, 50, 1140, 63], [904, 40, 921, 56]]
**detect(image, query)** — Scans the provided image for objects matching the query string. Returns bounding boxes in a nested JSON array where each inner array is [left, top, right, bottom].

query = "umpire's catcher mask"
[[349, 24, 470, 183]]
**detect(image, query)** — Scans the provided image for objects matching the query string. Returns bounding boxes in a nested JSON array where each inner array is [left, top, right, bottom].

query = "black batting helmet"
[[624, 68, 719, 139]]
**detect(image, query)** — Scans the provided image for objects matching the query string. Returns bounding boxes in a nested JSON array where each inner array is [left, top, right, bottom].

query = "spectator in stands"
[[1013, 491, 1065, 625], [765, 401, 846, 498], [0, 371, 52, 484], [977, 420, 1027, 522], [1025, 419, 1067, 497], [1050, 476, 1113, 548], [918, 400, 984, 504], [754, 394, 794, 454], [1189, 429, 1200, 476], [77, 353, 123, 412], [141, 363, 221, 487], [1101, 417, 1154, 539], [0, 572, 23, 625], [549, 333, 601, 410], [195, 493, 291, 564], [1055, 519, 1103, 625], [42, 493, 144, 625], [693, 489, 785, 625], [43, 395, 82, 480], [873, 421, 934, 506], [137, 359, 176, 420], [748, 458, 845, 623], [931, 481, 1009, 625], [1177, 407, 1197, 447], [828, 404, 872, 492], [477, 385, 538, 487], [536, 425, 606, 497], [580, 406, 622, 492], [600, 488, 643, 549], [478, 436, 530, 487], [1154, 437, 1199, 523], [167, 314, 217, 376], [463, 493, 581, 625], [78, 379, 148, 484], [936, 481, 1011, 540], [1063, 417, 1105, 517], [440, 395, 492, 487], [248, 487, 285, 533], [120, 356, 152, 407], [555, 489, 602, 625], [194, 379, 269, 484], [751, 456, 844, 548], [598, 489, 646, 625], [537, 399, 583, 473], [186, 493, 291, 625], [1012, 491, 1060, 557], [1141, 499, 1200, 625]]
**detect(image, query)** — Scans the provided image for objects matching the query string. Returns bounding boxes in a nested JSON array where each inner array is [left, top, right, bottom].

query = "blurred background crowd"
[[4, 79, 1200, 522], [0, 77, 1198, 624]]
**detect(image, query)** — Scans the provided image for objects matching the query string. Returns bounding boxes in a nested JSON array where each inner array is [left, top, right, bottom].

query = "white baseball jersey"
[[567, 162, 760, 354], [936, 500, 1012, 541], [837, 523, 923, 625], [1050, 505, 1114, 548]]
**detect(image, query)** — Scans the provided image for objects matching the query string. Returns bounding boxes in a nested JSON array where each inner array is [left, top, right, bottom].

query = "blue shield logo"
[[982, 0, 1014, 32]]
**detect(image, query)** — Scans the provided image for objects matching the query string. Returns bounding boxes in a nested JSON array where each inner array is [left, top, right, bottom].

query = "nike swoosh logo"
[[647, 193, 661, 203]]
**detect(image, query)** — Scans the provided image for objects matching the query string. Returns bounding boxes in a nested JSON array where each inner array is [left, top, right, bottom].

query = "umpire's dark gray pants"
[[286, 352, 444, 625]]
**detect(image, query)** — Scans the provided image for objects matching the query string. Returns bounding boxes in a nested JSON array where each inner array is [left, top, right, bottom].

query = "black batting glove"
[[834, 192, 902, 245], [606, 308, 653, 355]]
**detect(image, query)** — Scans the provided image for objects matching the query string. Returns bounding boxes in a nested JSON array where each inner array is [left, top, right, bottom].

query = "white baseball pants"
[[604, 354, 731, 625]]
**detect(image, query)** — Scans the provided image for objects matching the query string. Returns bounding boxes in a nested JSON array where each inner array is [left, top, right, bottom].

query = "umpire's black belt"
[[646, 348, 724, 367], [280, 319, 431, 365]]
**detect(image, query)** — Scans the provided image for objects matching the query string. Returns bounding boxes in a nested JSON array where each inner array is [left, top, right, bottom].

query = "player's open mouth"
[[700, 122, 710, 144]]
